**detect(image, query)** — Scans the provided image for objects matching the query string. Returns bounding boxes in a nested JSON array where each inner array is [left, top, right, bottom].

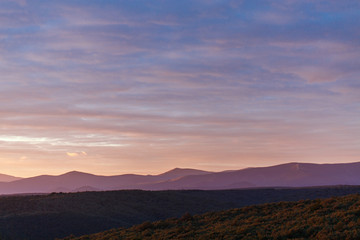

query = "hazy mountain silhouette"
[[1, 162, 360, 194], [156, 168, 212, 180], [0, 168, 212, 194], [143, 162, 360, 190], [0, 173, 22, 182]]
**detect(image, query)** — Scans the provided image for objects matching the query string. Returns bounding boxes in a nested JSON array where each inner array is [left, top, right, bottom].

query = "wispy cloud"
[[0, 0, 359, 176]]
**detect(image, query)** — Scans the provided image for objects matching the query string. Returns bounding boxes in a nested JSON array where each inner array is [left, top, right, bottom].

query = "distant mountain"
[[0, 168, 212, 194], [1, 162, 360, 194], [142, 162, 360, 190], [0, 173, 22, 182], [156, 168, 212, 180]]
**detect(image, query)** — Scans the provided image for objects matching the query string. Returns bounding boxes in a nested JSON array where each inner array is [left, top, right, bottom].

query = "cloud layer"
[[0, 0, 359, 176]]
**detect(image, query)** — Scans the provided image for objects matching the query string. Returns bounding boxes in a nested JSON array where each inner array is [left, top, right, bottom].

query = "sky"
[[0, 0, 359, 177]]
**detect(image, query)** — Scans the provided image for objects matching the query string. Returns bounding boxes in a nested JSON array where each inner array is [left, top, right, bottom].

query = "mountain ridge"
[[0, 173, 22, 183], [1, 162, 360, 194]]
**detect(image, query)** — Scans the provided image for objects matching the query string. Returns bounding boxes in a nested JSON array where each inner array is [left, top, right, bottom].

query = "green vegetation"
[[64, 194, 360, 240], [0, 186, 359, 239]]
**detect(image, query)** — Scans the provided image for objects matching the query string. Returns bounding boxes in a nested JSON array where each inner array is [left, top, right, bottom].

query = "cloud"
[[66, 152, 78, 157], [0, 0, 359, 176], [67, 152, 87, 157]]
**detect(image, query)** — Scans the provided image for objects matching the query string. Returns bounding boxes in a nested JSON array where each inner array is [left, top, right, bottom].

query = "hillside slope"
[[143, 162, 360, 190], [0, 168, 212, 194], [64, 194, 360, 240], [1, 187, 360, 239], [0, 173, 22, 182], [2, 162, 360, 194]]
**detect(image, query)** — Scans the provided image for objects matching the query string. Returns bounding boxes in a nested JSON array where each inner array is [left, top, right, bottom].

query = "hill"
[[0, 173, 22, 182], [0, 187, 360, 239], [155, 168, 212, 180], [0, 168, 212, 194], [142, 162, 360, 190], [2, 162, 360, 194], [64, 193, 360, 240]]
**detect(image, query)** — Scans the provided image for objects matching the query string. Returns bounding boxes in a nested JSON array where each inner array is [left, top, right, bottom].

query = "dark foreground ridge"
[[0, 186, 360, 239], [63, 193, 360, 240]]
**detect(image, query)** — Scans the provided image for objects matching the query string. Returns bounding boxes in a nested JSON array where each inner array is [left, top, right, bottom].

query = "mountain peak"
[[168, 167, 191, 172], [0, 173, 22, 182], [60, 171, 94, 177], [158, 168, 212, 179], [163, 167, 198, 174]]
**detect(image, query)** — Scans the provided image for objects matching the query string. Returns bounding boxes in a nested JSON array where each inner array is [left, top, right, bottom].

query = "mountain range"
[[0, 173, 22, 182], [2, 162, 360, 194]]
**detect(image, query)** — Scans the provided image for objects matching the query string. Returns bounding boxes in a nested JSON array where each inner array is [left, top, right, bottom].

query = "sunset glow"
[[0, 0, 359, 177]]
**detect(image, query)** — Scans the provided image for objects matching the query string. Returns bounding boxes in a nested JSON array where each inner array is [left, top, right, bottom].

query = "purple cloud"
[[0, 0, 359, 176]]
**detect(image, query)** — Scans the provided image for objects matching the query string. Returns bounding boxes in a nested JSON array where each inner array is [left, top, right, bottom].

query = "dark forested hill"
[[0, 187, 360, 239], [63, 193, 360, 240]]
